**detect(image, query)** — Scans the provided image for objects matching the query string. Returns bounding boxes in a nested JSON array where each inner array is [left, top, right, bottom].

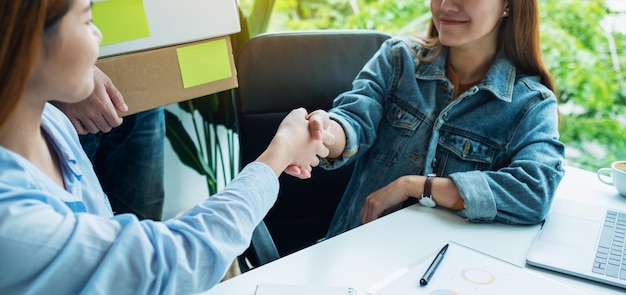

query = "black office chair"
[[234, 30, 391, 272]]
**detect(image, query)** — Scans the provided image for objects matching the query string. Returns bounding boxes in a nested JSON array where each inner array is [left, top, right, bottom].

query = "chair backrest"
[[234, 30, 391, 259]]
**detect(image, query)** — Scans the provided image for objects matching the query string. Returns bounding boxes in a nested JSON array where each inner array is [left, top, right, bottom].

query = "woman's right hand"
[[284, 109, 339, 178], [306, 110, 335, 146], [257, 108, 330, 179]]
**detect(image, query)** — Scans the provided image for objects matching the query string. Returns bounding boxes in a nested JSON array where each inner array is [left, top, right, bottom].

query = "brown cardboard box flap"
[[96, 36, 238, 116]]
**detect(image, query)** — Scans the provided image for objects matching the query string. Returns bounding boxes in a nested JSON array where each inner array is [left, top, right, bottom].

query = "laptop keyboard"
[[592, 210, 626, 280]]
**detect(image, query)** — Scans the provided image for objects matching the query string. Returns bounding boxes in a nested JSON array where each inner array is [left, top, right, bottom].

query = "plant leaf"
[[164, 109, 208, 176]]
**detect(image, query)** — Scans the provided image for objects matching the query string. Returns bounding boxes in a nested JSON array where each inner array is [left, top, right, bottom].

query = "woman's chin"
[[75, 81, 96, 103]]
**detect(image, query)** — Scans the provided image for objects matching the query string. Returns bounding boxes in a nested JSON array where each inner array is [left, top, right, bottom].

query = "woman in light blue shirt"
[[0, 1, 331, 294], [303, 0, 566, 237]]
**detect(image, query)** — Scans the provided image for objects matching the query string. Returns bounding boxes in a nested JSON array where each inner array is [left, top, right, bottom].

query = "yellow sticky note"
[[176, 39, 232, 89], [92, 0, 150, 46]]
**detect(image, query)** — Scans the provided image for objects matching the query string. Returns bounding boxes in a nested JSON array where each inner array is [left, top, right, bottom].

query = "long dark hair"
[[0, 0, 72, 131], [417, 0, 555, 92]]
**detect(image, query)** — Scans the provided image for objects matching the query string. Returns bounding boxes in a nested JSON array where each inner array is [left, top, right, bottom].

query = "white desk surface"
[[205, 166, 626, 295]]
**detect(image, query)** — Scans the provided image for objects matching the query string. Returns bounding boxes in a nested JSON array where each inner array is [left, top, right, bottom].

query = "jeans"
[[80, 107, 165, 220]]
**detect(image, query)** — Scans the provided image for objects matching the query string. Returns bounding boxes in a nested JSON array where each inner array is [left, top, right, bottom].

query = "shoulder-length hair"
[[416, 0, 555, 92], [0, 0, 72, 131]]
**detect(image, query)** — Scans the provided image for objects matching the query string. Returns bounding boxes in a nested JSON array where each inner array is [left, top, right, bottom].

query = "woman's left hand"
[[360, 176, 416, 223]]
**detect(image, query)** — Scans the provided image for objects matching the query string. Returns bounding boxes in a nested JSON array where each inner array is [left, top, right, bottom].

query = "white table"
[[205, 166, 626, 294]]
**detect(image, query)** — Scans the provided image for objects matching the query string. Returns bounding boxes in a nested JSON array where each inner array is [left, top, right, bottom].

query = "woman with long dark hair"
[[0, 1, 329, 293], [301, 0, 566, 237]]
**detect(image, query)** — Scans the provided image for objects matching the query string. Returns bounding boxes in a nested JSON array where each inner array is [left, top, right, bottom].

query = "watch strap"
[[401, 174, 437, 208], [422, 175, 434, 199], [419, 174, 437, 208]]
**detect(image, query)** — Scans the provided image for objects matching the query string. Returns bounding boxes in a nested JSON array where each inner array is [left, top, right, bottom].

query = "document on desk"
[[367, 241, 590, 295], [255, 283, 357, 295]]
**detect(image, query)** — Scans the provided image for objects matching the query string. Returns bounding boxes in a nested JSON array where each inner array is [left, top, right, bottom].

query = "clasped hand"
[[282, 109, 335, 179], [54, 67, 127, 134]]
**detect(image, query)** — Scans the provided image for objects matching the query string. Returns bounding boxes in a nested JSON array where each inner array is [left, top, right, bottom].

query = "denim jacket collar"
[[416, 46, 516, 103]]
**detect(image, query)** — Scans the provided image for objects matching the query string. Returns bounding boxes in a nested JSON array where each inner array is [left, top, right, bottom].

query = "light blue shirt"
[[0, 104, 279, 294]]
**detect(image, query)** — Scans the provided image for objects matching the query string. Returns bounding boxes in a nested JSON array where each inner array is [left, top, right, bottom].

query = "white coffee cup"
[[597, 161, 626, 197]]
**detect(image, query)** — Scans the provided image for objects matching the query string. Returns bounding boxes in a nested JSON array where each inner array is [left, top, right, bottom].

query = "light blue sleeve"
[[0, 162, 279, 295]]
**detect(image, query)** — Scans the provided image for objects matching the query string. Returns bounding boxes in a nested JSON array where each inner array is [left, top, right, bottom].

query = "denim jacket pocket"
[[372, 101, 424, 164], [437, 132, 498, 173], [384, 99, 421, 130]]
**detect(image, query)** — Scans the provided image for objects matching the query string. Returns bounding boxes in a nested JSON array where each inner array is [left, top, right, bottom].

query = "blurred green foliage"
[[239, 0, 625, 171], [539, 0, 626, 170]]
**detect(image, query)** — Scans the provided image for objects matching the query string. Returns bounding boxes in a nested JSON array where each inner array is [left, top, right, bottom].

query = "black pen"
[[419, 243, 449, 286]]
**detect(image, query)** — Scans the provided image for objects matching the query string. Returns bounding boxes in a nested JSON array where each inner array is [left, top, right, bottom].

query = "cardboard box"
[[95, 0, 240, 58], [96, 35, 238, 116]]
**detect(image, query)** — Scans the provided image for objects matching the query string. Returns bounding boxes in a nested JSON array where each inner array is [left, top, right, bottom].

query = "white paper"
[[255, 283, 357, 295], [368, 241, 590, 295]]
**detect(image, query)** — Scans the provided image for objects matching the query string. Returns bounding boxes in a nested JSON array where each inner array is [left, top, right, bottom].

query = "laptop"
[[526, 198, 626, 289]]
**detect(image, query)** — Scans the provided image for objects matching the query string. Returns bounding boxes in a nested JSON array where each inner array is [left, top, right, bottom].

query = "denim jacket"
[[323, 37, 566, 237]]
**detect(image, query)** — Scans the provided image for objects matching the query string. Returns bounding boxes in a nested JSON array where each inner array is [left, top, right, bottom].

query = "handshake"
[[256, 108, 344, 179]]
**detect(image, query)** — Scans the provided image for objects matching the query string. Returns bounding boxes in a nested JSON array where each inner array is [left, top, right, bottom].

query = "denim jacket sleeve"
[[449, 84, 566, 224], [323, 38, 400, 169]]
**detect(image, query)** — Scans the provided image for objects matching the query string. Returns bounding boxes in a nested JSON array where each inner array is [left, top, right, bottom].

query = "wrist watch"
[[419, 174, 437, 208]]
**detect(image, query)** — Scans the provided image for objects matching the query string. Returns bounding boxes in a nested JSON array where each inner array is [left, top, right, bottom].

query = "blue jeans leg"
[[80, 107, 165, 220]]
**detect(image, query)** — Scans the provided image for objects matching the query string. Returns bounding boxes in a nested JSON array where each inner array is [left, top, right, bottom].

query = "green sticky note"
[[177, 39, 232, 88], [92, 0, 150, 46]]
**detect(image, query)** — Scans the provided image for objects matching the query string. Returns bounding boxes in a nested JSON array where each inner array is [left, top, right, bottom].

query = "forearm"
[[327, 119, 347, 159], [403, 175, 464, 209], [256, 134, 292, 177], [0, 163, 278, 294], [450, 165, 563, 224]]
